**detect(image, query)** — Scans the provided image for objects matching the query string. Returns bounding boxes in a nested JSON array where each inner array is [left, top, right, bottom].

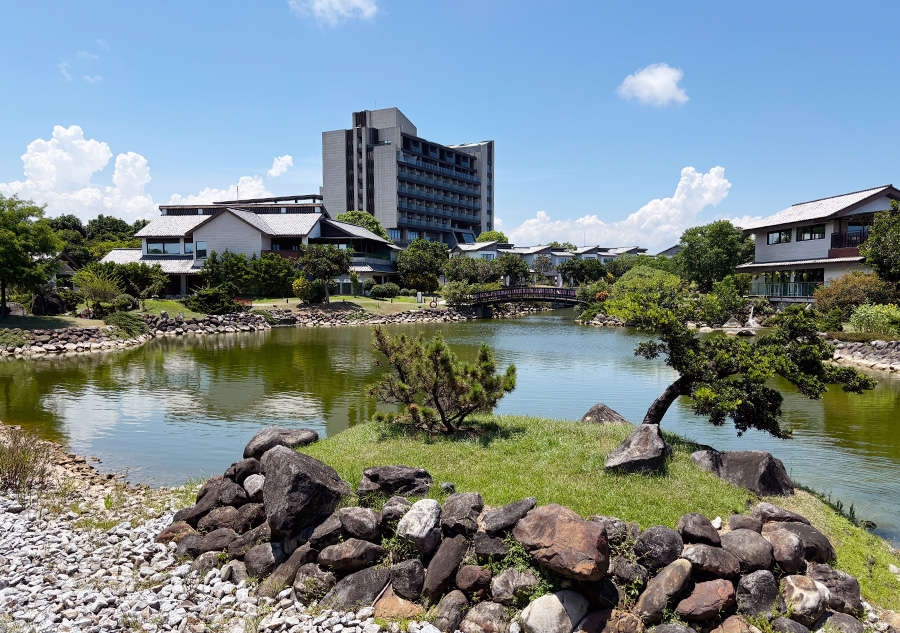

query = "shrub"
[[369, 284, 391, 300], [291, 277, 335, 304], [849, 304, 900, 336], [813, 271, 900, 318], [0, 427, 52, 504], [182, 287, 245, 315], [442, 282, 473, 306], [363, 278, 376, 292], [400, 288, 411, 297], [609, 266, 685, 308], [250, 309, 278, 325], [56, 288, 83, 312], [822, 308, 845, 333], [104, 311, 150, 338], [113, 293, 135, 312], [383, 282, 401, 298]]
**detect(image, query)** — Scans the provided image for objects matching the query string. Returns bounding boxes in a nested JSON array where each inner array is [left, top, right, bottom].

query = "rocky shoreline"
[[829, 339, 900, 373]]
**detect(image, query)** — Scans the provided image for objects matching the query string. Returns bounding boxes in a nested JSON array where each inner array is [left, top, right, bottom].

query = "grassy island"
[[301, 415, 900, 610]]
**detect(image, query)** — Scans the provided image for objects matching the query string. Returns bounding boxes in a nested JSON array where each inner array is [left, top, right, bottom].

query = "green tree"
[[48, 214, 86, 236], [251, 252, 298, 297], [673, 220, 754, 291], [199, 251, 253, 295], [118, 262, 169, 309], [396, 239, 448, 288], [610, 266, 685, 307], [557, 258, 608, 286], [445, 255, 501, 285], [0, 196, 63, 317], [86, 214, 133, 241], [367, 325, 517, 434], [549, 241, 576, 251], [72, 264, 124, 311], [350, 271, 360, 296], [860, 200, 900, 282], [607, 293, 876, 434], [476, 230, 508, 243], [496, 253, 530, 286], [532, 254, 553, 282], [813, 271, 900, 318], [335, 210, 390, 241], [297, 244, 352, 303]]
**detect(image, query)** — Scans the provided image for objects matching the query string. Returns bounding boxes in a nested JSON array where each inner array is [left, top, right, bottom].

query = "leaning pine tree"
[[368, 325, 516, 434], [608, 293, 876, 436]]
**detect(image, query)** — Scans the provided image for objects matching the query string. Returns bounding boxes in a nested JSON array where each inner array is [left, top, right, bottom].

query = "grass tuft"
[[0, 427, 53, 504]]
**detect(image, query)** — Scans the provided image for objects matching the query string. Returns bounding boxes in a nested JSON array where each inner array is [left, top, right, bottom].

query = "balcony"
[[749, 282, 821, 298], [397, 155, 480, 183], [398, 170, 480, 196], [398, 186, 480, 209], [262, 250, 303, 260], [398, 201, 479, 223]]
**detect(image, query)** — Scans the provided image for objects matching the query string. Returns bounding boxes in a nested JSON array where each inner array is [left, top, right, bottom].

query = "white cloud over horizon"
[[287, 0, 377, 26], [0, 125, 287, 221], [617, 63, 689, 107], [496, 166, 731, 251], [267, 154, 293, 178]]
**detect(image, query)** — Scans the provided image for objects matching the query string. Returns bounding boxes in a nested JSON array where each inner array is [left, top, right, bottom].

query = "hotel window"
[[196, 241, 208, 258], [408, 231, 419, 240], [184, 241, 194, 254], [164, 242, 180, 254], [388, 229, 401, 241], [146, 242, 164, 254], [767, 230, 792, 245], [797, 224, 826, 241], [481, 253, 495, 261]]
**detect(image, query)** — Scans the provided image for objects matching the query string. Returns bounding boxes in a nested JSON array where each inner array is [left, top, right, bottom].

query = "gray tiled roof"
[[135, 209, 323, 238], [100, 249, 202, 274], [227, 208, 273, 234], [254, 212, 321, 237], [350, 263, 397, 274], [500, 245, 552, 255], [134, 215, 209, 238], [323, 219, 390, 243], [741, 186, 893, 231], [453, 241, 496, 251], [736, 256, 864, 269]]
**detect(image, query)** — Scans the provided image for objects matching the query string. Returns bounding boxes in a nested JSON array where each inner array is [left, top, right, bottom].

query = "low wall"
[[830, 338, 900, 373]]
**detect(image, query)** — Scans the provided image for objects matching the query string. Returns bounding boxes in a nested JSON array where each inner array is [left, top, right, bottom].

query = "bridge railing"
[[466, 286, 580, 304]]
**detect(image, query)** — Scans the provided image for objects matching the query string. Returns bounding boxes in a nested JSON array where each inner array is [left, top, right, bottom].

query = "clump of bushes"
[[250, 309, 278, 325], [363, 278, 376, 293], [292, 277, 337, 304], [56, 288, 84, 313], [370, 282, 401, 300], [400, 288, 412, 297], [0, 427, 52, 504], [814, 271, 900, 318], [182, 287, 245, 315], [104, 312, 150, 338], [849, 303, 900, 336]]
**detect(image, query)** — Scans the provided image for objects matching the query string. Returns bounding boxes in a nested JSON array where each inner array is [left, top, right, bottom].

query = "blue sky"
[[2, 1, 899, 249]]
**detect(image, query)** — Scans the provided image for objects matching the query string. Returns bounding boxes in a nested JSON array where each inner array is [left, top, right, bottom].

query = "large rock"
[[459, 601, 509, 633], [391, 558, 425, 601], [224, 457, 262, 485], [634, 559, 692, 624], [258, 543, 318, 598], [711, 615, 755, 633], [581, 403, 629, 424], [474, 531, 510, 560], [675, 579, 736, 621], [235, 502, 266, 534], [763, 522, 835, 564], [604, 424, 671, 474], [677, 513, 721, 546], [483, 498, 537, 535], [244, 542, 287, 578], [587, 516, 631, 546], [357, 465, 432, 499], [339, 506, 382, 541], [243, 426, 318, 459], [729, 515, 763, 533], [752, 502, 809, 525], [456, 565, 493, 601], [690, 450, 794, 496], [30, 294, 65, 316], [575, 609, 645, 633], [720, 529, 774, 572], [442, 492, 484, 534], [520, 591, 589, 633], [609, 556, 649, 588], [680, 544, 740, 578], [321, 566, 390, 611], [375, 586, 424, 620], [381, 496, 413, 526], [155, 522, 197, 545], [781, 575, 826, 626], [197, 527, 239, 554], [197, 506, 241, 534], [293, 563, 335, 603], [512, 504, 609, 581], [633, 526, 683, 572], [422, 535, 468, 605], [243, 474, 265, 503], [765, 528, 805, 574], [318, 538, 385, 573], [736, 570, 782, 617], [806, 564, 863, 616], [772, 618, 810, 633], [309, 514, 343, 549], [491, 568, 540, 606], [434, 590, 469, 633], [397, 498, 442, 555], [227, 521, 271, 558], [261, 446, 351, 539], [173, 476, 245, 527], [816, 611, 864, 633]]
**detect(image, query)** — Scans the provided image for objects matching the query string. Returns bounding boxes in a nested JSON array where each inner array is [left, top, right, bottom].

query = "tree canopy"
[[532, 254, 553, 279], [476, 230, 508, 243], [0, 195, 63, 317], [496, 253, 530, 286], [445, 254, 501, 285], [673, 220, 754, 290], [396, 238, 448, 288], [335, 210, 390, 241], [860, 200, 900, 283], [549, 241, 577, 252], [297, 244, 352, 303], [557, 258, 607, 285]]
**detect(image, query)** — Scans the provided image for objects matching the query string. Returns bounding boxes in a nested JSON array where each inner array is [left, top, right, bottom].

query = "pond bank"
[[830, 339, 900, 373]]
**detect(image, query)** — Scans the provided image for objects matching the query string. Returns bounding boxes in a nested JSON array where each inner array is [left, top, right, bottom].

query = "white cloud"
[[726, 214, 763, 230], [288, 0, 377, 26], [617, 63, 689, 107], [167, 176, 274, 205], [77, 50, 99, 61], [96, 39, 109, 50], [58, 62, 72, 81], [82, 74, 103, 83], [267, 154, 294, 178], [500, 166, 731, 251]]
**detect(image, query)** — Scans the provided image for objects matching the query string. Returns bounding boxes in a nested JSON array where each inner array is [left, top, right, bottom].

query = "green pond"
[[3, 310, 899, 545]]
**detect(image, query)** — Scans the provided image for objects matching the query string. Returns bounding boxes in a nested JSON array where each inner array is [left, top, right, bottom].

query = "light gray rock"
[[720, 528, 774, 572], [604, 424, 672, 474], [243, 474, 265, 503], [520, 591, 589, 633], [460, 600, 509, 633], [491, 568, 540, 607], [782, 575, 826, 626], [581, 403, 629, 425], [397, 499, 442, 555]]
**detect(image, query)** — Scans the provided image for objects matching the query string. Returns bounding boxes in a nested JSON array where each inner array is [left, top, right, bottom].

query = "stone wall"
[[829, 339, 900, 373]]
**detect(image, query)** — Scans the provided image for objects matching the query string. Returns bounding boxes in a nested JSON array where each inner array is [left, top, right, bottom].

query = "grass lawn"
[[301, 415, 900, 610], [253, 294, 438, 316], [0, 314, 105, 331], [137, 299, 204, 319]]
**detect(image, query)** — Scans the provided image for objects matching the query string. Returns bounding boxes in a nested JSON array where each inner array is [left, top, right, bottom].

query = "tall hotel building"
[[322, 108, 494, 247]]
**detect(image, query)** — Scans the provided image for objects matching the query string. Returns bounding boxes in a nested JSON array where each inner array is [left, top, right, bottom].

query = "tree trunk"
[[324, 278, 330, 304], [643, 375, 691, 425]]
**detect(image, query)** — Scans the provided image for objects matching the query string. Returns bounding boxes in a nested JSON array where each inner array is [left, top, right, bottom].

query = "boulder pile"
[[581, 313, 627, 328], [830, 338, 900, 373], [159, 426, 867, 633], [267, 307, 475, 327]]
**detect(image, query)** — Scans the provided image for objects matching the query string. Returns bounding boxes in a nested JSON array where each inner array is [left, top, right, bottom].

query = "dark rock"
[[339, 507, 381, 541], [391, 558, 425, 601], [815, 612, 864, 633], [681, 544, 740, 578], [293, 563, 336, 604], [604, 424, 672, 474], [765, 528, 805, 574], [772, 617, 810, 633], [197, 506, 241, 534], [729, 515, 763, 533], [30, 294, 65, 316], [244, 541, 287, 578], [261, 446, 351, 540], [422, 534, 468, 606], [474, 531, 509, 560], [752, 502, 810, 525], [235, 503, 267, 534], [736, 570, 782, 617], [309, 514, 343, 549], [690, 450, 794, 496], [520, 591, 589, 633], [574, 577, 621, 612], [483, 497, 536, 535], [720, 529, 774, 572], [321, 566, 390, 611], [197, 527, 239, 554], [581, 403, 629, 424], [634, 559, 692, 624], [677, 513, 721, 546], [459, 600, 509, 633], [491, 567, 540, 606], [763, 522, 835, 564], [675, 579, 736, 621], [173, 477, 227, 526], [807, 564, 863, 616], [442, 492, 484, 534], [357, 465, 432, 499], [217, 478, 249, 507], [257, 543, 318, 598], [224, 457, 262, 485], [609, 556, 649, 588], [587, 516, 628, 546], [434, 590, 469, 633], [577, 609, 646, 633], [782, 575, 826, 626], [456, 565, 493, 600], [227, 521, 271, 559], [155, 522, 197, 545], [243, 426, 319, 460], [381, 496, 412, 527], [512, 504, 609, 581], [176, 534, 202, 558], [318, 538, 385, 573], [634, 526, 683, 572], [441, 482, 456, 493]]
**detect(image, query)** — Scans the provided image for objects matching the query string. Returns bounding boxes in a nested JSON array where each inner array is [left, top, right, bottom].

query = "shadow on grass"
[[374, 420, 527, 447], [1, 315, 100, 331]]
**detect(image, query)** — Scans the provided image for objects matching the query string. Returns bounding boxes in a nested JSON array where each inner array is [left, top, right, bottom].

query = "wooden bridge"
[[465, 286, 580, 306]]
